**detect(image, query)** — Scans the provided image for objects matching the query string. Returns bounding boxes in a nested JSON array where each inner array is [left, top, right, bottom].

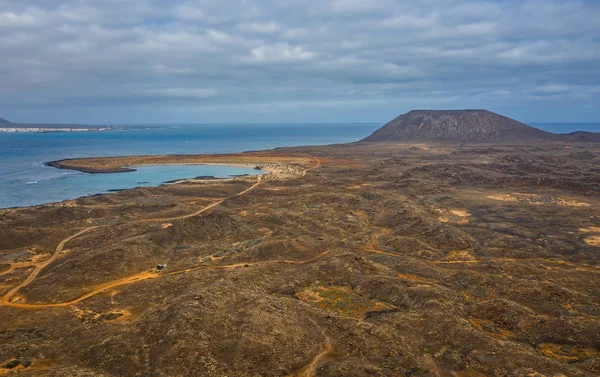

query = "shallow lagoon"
[[1, 164, 262, 209], [0, 123, 381, 208]]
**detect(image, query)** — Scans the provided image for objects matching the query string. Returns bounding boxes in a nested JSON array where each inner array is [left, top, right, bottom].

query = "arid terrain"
[[1, 141, 600, 376]]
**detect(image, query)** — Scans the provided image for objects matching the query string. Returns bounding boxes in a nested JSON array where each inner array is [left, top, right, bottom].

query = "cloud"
[[172, 4, 206, 20], [244, 43, 317, 63], [379, 13, 437, 29], [0, 9, 39, 27], [140, 88, 218, 99], [0, 0, 598, 123], [329, 0, 391, 13], [237, 21, 280, 34]]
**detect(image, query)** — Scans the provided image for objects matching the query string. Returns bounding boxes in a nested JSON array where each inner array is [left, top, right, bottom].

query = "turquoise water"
[[2, 122, 595, 209], [5, 164, 264, 209], [0, 123, 380, 208]]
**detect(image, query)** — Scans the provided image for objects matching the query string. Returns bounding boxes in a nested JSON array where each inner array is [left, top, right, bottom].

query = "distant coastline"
[[0, 119, 159, 133], [0, 126, 115, 133], [0, 122, 375, 209]]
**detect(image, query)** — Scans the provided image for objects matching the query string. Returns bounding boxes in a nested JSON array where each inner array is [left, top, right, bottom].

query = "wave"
[[22, 171, 73, 185]]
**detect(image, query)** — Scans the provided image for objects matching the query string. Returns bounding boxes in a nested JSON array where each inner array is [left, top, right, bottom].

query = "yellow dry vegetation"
[[0, 358, 54, 376], [487, 193, 590, 207], [443, 249, 477, 261], [297, 286, 394, 319], [438, 209, 471, 224], [455, 369, 487, 377], [537, 343, 599, 363], [72, 307, 130, 323], [578, 227, 600, 233], [579, 227, 600, 246], [396, 273, 437, 284], [584, 235, 600, 246], [468, 318, 514, 340]]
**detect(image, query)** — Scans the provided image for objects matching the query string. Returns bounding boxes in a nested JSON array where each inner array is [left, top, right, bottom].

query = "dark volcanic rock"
[[362, 109, 559, 143], [46, 160, 135, 173], [563, 131, 600, 142]]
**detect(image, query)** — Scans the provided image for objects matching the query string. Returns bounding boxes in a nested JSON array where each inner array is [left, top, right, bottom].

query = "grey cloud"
[[237, 22, 281, 34], [0, 0, 599, 123]]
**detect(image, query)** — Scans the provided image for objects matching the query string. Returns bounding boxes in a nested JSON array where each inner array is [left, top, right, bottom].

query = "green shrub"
[[21, 359, 32, 368], [2, 359, 20, 369]]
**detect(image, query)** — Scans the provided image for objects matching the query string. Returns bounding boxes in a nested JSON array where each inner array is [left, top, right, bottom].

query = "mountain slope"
[[563, 131, 600, 143], [362, 110, 559, 142], [0, 118, 11, 124]]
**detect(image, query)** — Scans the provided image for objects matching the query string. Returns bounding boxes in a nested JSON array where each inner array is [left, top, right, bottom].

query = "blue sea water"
[[0, 123, 380, 208], [1, 122, 596, 209], [531, 123, 600, 133]]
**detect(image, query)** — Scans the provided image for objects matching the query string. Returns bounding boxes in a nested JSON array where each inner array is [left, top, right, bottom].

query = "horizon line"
[[2, 121, 600, 126]]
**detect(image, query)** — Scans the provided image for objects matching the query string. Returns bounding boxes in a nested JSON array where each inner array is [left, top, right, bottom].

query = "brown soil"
[[1, 143, 599, 376], [487, 193, 590, 207]]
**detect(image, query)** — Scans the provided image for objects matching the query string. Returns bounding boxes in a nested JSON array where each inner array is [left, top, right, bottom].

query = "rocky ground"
[[1, 143, 599, 376]]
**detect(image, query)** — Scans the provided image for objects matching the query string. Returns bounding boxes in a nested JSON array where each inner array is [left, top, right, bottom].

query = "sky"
[[1, 0, 599, 125]]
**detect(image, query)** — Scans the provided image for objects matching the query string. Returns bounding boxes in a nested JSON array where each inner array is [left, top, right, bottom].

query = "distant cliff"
[[0, 118, 11, 124]]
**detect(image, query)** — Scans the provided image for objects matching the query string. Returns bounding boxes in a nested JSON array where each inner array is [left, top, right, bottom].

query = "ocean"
[[0, 123, 380, 209], [1, 122, 598, 209], [531, 123, 600, 133]]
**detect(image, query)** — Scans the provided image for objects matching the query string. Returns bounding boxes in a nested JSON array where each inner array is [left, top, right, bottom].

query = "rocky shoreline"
[[45, 160, 136, 173]]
